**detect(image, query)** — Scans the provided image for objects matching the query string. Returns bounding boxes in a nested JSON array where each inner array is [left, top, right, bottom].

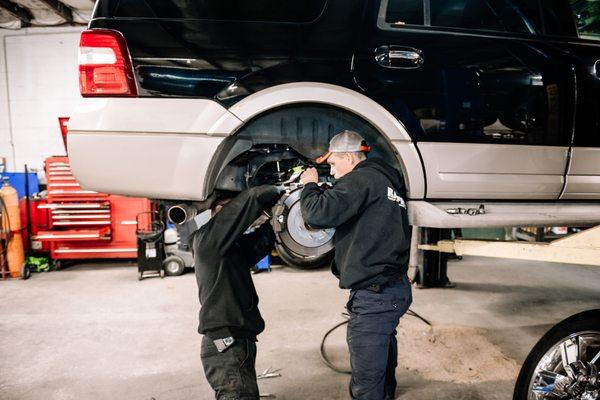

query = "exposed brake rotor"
[[271, 187, 335, 260]]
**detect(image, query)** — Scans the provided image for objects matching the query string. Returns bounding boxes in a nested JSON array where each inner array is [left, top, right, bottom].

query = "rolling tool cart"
[[136, 212, 165, 280]]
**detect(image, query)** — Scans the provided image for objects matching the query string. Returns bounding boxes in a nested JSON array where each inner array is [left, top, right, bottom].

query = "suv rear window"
[[112, 0, 327, 23], [382, 0, 542, 35]]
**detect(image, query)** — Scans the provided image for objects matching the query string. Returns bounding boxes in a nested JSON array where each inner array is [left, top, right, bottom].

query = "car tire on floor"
[[513, 309, 600, 400]]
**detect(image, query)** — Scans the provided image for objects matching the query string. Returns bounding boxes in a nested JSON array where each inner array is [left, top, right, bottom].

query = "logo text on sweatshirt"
[[387, 187, 406, 209]]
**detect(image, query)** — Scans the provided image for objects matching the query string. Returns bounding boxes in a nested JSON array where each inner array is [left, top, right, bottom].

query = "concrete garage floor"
[[1, 257, 599, 400]]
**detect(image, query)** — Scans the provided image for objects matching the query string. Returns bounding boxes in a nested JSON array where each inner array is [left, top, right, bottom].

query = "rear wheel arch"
[[203, 83, 425, 198]]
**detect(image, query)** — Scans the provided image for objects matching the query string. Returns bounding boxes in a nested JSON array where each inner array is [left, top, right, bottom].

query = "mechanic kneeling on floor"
[[300, 130, 413, 400], [192, 185, 283, 400]]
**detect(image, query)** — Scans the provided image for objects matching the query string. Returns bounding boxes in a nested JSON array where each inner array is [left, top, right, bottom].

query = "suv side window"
[[542, 0, 579, 37], [382, 0, 542, 35], [542, 0, 600, 40], [113, 0, 327, 23], [569, 0, 600, 40], [384, 0, 424, 25]]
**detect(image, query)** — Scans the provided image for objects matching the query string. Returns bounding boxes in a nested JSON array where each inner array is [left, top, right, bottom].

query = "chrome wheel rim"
[[528, 331, 600, 399]]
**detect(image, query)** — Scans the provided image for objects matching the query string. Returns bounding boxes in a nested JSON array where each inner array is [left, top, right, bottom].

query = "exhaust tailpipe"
[[167, 204, 198, 225]]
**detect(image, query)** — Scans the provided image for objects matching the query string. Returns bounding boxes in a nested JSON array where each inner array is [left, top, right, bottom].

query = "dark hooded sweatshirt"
[[300, 158, 410, 289], [193, 185, 282, 340]]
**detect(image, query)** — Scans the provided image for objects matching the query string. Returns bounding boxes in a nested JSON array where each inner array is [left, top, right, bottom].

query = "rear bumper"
[[67, 98, 242, 200]]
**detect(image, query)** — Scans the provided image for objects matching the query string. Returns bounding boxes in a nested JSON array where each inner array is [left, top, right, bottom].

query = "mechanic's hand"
[[300, 167, 319, 185]]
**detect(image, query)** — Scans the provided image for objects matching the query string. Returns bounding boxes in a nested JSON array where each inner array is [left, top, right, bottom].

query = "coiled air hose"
[[320, 308, 432, 374]]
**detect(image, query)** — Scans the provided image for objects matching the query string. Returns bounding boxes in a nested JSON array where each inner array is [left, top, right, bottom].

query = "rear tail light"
[[78, 29, 137, 97]]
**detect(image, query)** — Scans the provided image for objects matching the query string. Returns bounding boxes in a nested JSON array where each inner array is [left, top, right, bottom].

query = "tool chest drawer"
[[33, 157, 150, 261]]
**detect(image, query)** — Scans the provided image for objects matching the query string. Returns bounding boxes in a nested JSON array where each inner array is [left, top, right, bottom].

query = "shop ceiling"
[[0, 0, 92, 29]]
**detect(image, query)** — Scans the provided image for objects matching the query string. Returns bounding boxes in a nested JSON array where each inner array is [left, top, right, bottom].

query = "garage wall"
[[0, 26, 84, 182], [0, 30, 12, 170]]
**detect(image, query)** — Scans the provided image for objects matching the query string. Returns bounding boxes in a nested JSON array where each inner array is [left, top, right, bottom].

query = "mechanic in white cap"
[[313, 130, 373, 177], [300, 130, 412, 400]]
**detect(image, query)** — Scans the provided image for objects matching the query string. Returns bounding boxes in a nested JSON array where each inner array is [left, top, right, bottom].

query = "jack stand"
[[414, 228, 454, 288]]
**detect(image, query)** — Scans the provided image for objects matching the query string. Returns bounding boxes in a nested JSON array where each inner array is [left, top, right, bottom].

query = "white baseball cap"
[[316, 130, 371, 164]]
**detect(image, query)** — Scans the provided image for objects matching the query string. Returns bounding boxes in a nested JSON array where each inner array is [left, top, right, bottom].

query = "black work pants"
[[346, 277, 413, 400], [201, 336, 259, 400]]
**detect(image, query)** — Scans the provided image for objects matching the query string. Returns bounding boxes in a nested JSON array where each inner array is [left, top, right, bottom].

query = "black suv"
[[69, 0, 600, 263]]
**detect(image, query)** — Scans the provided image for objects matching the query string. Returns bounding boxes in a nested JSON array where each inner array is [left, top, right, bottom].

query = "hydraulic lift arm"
[[418, 225, 600, 267]]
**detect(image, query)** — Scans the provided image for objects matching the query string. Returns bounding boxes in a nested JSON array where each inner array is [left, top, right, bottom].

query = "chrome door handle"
[[375, 46, 424, 69], [389, 50, 421, 61]]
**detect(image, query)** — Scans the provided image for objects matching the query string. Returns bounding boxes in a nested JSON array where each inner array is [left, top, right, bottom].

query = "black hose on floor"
[[320, 318, 352, 374], [406, 309, 432, 326], [320, 308, 432, 375]]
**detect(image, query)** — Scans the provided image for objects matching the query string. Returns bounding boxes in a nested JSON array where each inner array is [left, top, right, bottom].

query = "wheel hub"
[[566, 362, 599, 399]]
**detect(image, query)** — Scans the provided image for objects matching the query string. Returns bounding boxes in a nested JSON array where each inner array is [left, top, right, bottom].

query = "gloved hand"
[[274, 185, 286, 195], [300, 167, 319, 185], [251, 185, 286, 209]]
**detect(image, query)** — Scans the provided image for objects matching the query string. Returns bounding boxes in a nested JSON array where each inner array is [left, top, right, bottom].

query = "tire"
[[20, 263, 31, 280], [513, 309, 600, 400], [275, 241, 333, 270], [163, 255, 186, 276]]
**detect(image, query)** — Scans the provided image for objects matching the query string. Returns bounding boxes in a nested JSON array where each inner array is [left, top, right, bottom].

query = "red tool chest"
[[20, 196, 51, 254], [32, 156, 151, 261]]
